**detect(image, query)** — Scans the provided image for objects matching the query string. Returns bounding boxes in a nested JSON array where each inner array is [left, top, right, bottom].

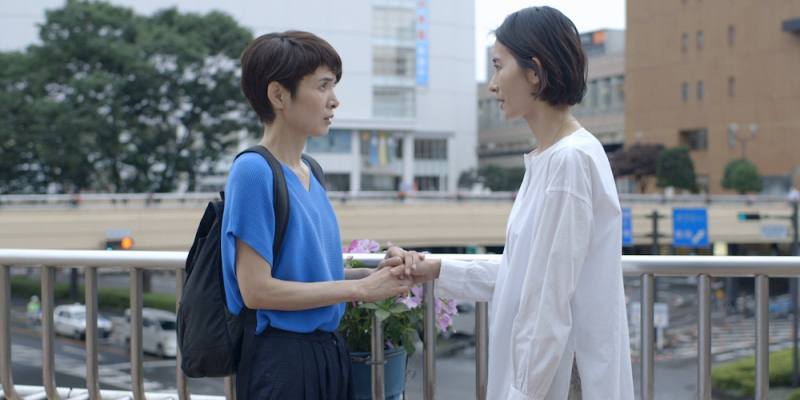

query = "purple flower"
[[437, 313, 453, 331], [387, 240, 394, 248], [385, 340, 395, 350], [396, 293, 422, 309], [411, 285, 423, 299]]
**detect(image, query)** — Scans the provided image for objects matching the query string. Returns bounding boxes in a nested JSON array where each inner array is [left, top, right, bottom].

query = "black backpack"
[[176, 145, 326, 383]]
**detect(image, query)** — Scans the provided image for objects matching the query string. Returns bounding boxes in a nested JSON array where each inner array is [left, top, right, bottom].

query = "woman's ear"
[[267, 81, 287, 111], [527, 57, 543, 86]]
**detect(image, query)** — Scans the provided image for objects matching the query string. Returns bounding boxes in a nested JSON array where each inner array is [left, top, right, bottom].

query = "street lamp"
[[728, 122, 758, 159]]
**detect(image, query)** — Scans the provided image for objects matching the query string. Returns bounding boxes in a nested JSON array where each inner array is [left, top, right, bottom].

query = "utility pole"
[[647, 210, 666, 255]]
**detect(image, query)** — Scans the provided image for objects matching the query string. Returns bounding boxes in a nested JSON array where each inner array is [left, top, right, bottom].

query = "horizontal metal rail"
[[0, 192, 792, 210], [1, 249, 799, 400]]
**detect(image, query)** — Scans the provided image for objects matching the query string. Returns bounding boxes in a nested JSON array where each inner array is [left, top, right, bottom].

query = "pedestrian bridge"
[[1, 249, 800, 400], [0, 192, 794, 251]]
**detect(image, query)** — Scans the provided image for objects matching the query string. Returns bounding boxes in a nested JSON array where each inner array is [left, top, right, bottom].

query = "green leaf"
[[375, 309, 391, 321], [359, 303, 379, 310], [388, 303, 409, 313]]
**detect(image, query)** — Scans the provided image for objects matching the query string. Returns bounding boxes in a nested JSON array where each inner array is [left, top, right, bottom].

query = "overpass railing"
[[0, 192, 794, 210], [1, 250, 799, 400]]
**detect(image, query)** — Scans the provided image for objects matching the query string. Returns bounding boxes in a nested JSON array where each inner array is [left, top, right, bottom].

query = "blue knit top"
[[221, 153, 345, 334]]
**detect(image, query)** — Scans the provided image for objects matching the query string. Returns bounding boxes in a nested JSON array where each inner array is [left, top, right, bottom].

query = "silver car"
[[53, 303, 113, 340], [124, 308, 178, 358]]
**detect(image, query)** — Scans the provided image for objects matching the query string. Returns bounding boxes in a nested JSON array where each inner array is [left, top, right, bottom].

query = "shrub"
[[789, 387, 800, 400], [11, 277, 176, 312], [711, 348, 797, 395]]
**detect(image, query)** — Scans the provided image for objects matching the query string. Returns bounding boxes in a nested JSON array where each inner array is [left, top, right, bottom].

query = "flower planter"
[[350, 347, 407, 400]]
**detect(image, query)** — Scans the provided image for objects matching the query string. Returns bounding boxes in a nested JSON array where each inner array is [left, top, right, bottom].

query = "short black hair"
[[494, 6, 587, 106], [240, 31, 342, 124]]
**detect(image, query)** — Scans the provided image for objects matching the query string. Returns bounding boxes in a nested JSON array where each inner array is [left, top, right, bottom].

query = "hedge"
[[712, 348, 797, 395], [10, 277, 176, 313]]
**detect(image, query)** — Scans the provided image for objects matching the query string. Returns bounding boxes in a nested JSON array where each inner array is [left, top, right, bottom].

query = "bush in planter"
[[711, 348, 796, 395]]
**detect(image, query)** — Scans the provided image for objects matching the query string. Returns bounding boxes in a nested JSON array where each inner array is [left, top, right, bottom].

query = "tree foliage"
[[727, 159, 762, 194], [609, 143, 664, 193], [656, 146, 697, 191], [457, 166, 526, 192], [0, 0, 257, 193], [721, 159, 751, 190]]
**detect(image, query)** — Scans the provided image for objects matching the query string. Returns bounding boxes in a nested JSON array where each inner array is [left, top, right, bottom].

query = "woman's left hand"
[[384, 246, 425, 276]]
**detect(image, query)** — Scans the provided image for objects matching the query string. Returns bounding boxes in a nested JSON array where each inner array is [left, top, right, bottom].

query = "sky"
[[0, 0, 626, 82]]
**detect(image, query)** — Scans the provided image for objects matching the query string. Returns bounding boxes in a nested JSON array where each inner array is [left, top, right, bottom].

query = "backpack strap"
[[302, 153, 327, 191]]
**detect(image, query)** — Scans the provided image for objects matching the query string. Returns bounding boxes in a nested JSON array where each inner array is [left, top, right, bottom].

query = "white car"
[[124, 308, 178, 358], [53, 303, 113, 340]]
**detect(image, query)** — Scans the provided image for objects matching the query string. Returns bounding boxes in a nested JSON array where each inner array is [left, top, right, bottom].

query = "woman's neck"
[[258, 119, 307, 169], [523, 103, 580, 154]]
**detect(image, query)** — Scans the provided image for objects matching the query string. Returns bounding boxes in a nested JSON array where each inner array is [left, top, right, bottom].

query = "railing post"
[[475, 302, 489, 400], [641, 274, 655, 400], [423, 280, 436, 400], [41, 266, 62, 400], [85, 267, 102, 400], [697, 274, 711, 400], [370, 315, 385, 400], [175, 268, 190, 400], [0, 265, 20, 400], [130, 267, 146, 400], [756, 275, 770, 399]]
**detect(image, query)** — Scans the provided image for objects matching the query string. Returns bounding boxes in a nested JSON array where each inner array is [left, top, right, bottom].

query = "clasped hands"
[[357, 246, 439, 302]]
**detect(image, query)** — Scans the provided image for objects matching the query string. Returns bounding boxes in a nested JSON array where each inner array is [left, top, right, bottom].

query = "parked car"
[[124, 308, 178, 358], [53, 303, 113, 340]]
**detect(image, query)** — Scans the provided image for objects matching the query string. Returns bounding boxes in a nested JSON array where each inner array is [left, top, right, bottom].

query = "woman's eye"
[[493, 64, 500, 70]]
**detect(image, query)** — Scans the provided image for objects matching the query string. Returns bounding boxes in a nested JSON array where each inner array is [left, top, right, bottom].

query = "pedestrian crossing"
[[11, 342, 177, 392], [650, 318, 796, 362]]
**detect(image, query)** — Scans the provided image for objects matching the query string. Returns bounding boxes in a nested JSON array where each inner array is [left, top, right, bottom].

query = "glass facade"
[[305, 129, 352, 153], [571, 75, 625, 117], [372, 1, 416, 118]]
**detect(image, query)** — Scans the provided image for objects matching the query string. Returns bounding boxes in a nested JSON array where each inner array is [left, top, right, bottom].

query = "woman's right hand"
[[391, 258, 441, 285], [357, 267, 414, 303]]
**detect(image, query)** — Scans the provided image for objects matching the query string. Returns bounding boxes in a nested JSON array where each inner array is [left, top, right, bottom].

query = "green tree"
[[655, 146, 697, 192], [0, 0, 257, 193], [728, 160, 762, 194], [721, 159, 751, 190], [609, 143, 664, 193], [480, 165, 526, 192]]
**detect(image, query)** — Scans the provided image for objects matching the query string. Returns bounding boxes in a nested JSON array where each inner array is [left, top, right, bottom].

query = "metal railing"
[[1, 192, 794, 210], [1, 250, 800, 400]]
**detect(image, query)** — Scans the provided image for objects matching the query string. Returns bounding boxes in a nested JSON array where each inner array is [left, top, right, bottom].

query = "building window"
[[414, 138, 447, 159], [615, 76, 625, 109], [728, 76, 735, 97], [680, 129, 708, 151], [696, 31, 704, 50], [697, 80, 704, 100], [306, 129, 351, 153], [325, 173, 350, 191], [372, 7, 415, 41], [373, 87, 415, 118], [728, 25, 735, 45], [373, 46, 415, 78], [681, 33, 688, 52], [682, 82, 689, 101], [414, 176, 440, 191], [361, 174, 396, 191]]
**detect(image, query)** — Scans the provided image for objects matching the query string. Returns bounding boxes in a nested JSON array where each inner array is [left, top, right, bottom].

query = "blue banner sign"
[[622, 208, 633, 246], [415, 0, 429, 85], [673, 208, 709, 248]]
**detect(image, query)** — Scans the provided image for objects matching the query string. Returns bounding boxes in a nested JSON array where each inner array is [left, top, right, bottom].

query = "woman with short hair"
[[396, 7, 634, 399]]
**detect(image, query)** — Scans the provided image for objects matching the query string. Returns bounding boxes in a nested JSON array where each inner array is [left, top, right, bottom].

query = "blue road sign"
[[622, 208, 633, 246], [673, 208, 709, 248]]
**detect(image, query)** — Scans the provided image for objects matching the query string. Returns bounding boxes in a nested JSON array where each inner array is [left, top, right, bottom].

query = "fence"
[[1, 249, 799, 399]]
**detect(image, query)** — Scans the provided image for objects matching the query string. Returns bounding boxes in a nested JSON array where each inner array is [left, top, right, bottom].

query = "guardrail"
[[1, 250, 800, 400], [0, 192, 794, 210]]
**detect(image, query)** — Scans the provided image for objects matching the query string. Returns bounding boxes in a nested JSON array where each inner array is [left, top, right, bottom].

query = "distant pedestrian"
[[27, 295, 41, 324]]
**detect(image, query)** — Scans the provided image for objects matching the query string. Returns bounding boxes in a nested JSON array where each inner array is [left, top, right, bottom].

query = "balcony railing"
[[1, 250, 800, 399]]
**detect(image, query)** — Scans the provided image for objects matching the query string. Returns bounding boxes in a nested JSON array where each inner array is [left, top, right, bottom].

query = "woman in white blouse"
[[393, 6, 634, 400]]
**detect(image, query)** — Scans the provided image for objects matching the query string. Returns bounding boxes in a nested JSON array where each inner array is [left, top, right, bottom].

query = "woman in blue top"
[[223, 31, 416, 400]]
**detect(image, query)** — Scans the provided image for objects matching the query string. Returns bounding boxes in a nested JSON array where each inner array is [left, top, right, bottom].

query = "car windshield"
[[73, 312, 86, 320], [159, 320, 176, 330]]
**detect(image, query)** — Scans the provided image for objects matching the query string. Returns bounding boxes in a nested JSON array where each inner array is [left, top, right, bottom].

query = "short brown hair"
[[494, 7, 587, 106], [240, 31, 342, 124]]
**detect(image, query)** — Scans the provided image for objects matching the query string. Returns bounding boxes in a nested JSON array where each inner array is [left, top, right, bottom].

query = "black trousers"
[[242, 327, 356, 400]]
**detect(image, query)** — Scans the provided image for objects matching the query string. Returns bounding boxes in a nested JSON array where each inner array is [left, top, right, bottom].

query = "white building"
[[3, 0, 476, 194], [204, 0, 477, 193]]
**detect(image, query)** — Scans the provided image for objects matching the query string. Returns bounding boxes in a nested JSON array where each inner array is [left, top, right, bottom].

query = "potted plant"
[[339, 239, 458, 400]]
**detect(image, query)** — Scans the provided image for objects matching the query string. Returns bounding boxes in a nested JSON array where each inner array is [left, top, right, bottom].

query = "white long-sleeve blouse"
[[436, 129, 634, 400]]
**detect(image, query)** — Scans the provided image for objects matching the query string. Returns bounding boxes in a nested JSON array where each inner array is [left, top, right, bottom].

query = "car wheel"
[[73, 330, 83, 341], [156, 344, 165, 358]]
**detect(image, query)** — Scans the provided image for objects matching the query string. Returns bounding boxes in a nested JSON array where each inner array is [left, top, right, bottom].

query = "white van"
[[124, 308, 178, 358]]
